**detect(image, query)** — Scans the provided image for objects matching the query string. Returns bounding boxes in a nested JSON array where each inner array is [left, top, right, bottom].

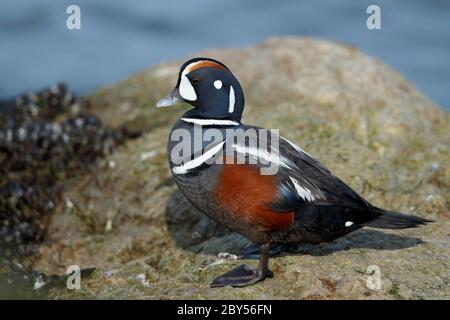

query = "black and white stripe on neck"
[[181, 118, 240, 126]]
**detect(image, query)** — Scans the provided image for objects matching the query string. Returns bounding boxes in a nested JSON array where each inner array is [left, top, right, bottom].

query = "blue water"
[[1, 0, 449, 110]]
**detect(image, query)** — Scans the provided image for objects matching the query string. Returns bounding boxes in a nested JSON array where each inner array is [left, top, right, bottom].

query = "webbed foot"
[[210, 243, 274, 288], [210, 264, 273, 288]]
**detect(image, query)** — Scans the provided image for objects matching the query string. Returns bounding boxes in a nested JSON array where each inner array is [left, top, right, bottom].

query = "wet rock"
[[26, 38, 450, 299], [0, 84, 140, 296]]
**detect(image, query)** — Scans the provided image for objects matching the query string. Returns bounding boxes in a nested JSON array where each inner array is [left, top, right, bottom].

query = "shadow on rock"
[[242, 229, 424, 259], [164, 191, 250, 256]]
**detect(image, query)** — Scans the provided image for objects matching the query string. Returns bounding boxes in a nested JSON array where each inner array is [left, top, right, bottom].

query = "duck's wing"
[[277, 135, 370, 209], [170, 124, 376, 233], [172, 124, 370, 213], [230, 125, 372, 213]]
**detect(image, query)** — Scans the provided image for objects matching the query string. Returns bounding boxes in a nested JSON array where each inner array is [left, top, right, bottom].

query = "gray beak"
[[156, 88, 184, 107]]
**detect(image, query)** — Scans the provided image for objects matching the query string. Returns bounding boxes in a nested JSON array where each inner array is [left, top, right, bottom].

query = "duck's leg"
[[241, 243, 288, 259], [210, 243, 273, 288]]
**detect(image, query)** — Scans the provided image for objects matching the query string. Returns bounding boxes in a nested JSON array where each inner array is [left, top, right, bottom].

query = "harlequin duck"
[[156, 57, 432, 287]]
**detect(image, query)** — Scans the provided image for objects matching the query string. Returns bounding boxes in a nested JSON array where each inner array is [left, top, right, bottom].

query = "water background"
[[1, 0, 449, 110]]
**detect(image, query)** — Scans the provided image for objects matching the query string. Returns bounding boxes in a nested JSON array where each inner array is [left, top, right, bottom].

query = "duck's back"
[[166, 120, 379, 245]]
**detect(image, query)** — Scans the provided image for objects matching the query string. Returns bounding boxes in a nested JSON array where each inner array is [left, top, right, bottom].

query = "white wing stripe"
[[289, 177, 316, 202], [231, 144, 293, 169]]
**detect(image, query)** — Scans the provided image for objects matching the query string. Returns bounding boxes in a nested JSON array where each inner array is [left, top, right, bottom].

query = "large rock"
[[32, 37, 449, 299]]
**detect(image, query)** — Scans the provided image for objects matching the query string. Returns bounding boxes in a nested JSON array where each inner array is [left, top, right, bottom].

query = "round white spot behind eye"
[[214, 80, 223, 89]]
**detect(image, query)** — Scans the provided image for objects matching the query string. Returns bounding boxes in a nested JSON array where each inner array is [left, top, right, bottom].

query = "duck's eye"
[[214, 80, 223, 89], [191, 77, 200, 84]]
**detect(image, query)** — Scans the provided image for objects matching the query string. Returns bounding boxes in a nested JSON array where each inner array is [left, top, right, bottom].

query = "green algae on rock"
[[30, 37, 449, 299]]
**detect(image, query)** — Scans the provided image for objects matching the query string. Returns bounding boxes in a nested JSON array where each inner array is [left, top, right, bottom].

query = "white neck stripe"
[[181, 118, 239, 126]]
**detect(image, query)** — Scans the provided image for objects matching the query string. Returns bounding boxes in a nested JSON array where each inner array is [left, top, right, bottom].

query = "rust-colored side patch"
[[214, 163, 294, 232]]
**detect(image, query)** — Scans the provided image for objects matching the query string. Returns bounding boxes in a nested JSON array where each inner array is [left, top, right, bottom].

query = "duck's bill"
[[156, 88, 184, 107]]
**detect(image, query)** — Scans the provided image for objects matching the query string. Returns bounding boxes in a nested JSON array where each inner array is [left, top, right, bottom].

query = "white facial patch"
[[179, 60, 219, 101], [345, 221, 354, 227], [179, 74, 197, 101], [228, 85, 235, 113], [178, 61, 207, 101], [214, 80, 223, 89]]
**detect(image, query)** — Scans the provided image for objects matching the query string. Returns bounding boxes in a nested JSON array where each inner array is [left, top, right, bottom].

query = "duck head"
[[156, 57, 244, 123]]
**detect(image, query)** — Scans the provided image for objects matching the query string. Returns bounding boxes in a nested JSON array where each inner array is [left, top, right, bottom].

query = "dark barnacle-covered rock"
[[0, 83, 77, 128], [0, 115, 124, 172], [0, 84, 140, 297]]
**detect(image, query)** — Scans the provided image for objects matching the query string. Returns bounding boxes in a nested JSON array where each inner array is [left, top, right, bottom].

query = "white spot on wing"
[[228, 85, 235, 113], [345, 221, 353, 227], [172, 140, 226, 174], [289, 177, 316, 202]]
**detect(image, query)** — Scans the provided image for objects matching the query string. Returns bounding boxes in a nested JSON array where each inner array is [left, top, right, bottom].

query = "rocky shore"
[[2, 37, 449, 299]]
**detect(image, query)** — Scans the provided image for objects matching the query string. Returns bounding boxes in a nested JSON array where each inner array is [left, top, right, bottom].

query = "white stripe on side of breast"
[[172, 140, 226, 175]]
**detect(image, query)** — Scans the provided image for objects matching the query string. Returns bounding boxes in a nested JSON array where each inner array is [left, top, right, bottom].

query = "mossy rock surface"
[[32, 37, 449, 299]]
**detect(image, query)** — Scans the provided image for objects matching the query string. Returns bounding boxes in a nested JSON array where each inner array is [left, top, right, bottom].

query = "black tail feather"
[[364, 209, 433, 229]]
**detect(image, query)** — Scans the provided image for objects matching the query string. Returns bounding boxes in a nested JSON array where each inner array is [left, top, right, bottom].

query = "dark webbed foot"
[[210, 243, 273, 288], [210, 264, 273, 288]]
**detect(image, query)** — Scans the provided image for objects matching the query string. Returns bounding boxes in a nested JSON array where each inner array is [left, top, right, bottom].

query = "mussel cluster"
[[0, 84, 139, 297]]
